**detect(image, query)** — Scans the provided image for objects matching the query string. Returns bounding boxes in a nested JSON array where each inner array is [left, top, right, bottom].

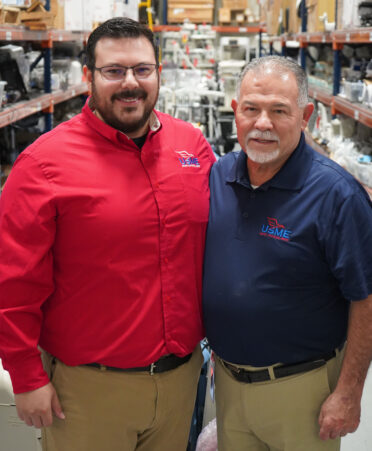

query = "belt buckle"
[[226, 362, 242, 377], [150, 362, 156, 375], [230, 366, 253, 383]]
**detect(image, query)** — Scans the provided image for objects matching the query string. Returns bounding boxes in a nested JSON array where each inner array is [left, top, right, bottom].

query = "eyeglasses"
[[94, 64, 158, 81]]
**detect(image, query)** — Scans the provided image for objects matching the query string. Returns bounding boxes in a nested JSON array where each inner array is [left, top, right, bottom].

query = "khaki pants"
[[215, 350, 344, 451], [41, 345, 203, 451]]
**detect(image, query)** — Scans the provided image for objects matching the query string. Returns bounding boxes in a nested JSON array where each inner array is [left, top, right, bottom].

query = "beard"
[[244, 130, 280, 164], [91, 80, 158, 136]]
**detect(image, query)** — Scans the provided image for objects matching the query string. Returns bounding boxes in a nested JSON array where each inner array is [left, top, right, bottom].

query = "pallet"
[[0, 6, 21, 25], [20, 0, 55, 30]]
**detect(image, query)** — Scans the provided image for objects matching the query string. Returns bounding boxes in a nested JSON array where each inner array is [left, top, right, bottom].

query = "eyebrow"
[[102, 62, 154, 67], [242, 101, 290, 109]]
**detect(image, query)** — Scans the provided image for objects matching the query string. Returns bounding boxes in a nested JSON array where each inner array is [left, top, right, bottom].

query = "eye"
[[108, 68, 122, 74], [274, 109, 285, 114], [244, 106, 257, 113], [134, 65, 153, 77], [102, 67, 124, 77]]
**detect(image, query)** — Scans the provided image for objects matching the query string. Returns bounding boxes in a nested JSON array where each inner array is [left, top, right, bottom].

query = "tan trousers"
[[215, 350, 344, 451], [41, 345, 203, 451]]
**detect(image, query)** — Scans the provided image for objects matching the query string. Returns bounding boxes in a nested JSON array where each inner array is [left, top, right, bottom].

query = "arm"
[[0, 153, 55, 393], [318, 293, 372, 440], [0, 154, 64, 426]]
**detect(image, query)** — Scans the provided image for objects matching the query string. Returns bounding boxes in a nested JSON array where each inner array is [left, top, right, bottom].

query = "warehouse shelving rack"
[[153, 24, 266, 56], [270, 27, 372, 129], [0, 24, 89, 131]]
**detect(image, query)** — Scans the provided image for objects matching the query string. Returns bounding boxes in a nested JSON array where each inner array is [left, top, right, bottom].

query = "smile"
[[116, 97, 141, 104], [251, 138, 277, 144]]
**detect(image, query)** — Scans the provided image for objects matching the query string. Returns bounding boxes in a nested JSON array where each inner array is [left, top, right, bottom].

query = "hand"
[[318, 390, 360, 440], [14, 382, 65, 428]]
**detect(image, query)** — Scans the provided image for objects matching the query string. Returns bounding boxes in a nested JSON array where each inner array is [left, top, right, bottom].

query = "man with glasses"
[[0, 17, 215, 451]]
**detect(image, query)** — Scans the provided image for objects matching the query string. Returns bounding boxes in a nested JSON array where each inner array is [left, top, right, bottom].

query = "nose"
[[254, 110, 273, 131], [120, 68, 139, 88]]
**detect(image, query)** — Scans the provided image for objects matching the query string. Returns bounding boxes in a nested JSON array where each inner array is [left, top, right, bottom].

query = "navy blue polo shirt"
[[203, 133, 372, 366]]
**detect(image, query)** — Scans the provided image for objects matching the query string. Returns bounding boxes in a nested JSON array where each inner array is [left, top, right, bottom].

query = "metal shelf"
[[153, 25, 265, 33], [298, 32, 332, 44], [333, 27, 372, 44], [270, 28, 372, 45], [308, 86, 333, 106], [0, 25, 90, 42], [0, 82, 88, 128], [333, 96, 372, 128], [309, 90, 372, 128]]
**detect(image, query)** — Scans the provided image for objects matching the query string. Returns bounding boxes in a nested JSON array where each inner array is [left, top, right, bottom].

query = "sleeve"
[[319, 182, 372, 301], [0, 152, 56, 393]]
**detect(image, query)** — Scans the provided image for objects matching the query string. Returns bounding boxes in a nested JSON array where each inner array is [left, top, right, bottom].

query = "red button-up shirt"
[[0, 100, 215, 393]]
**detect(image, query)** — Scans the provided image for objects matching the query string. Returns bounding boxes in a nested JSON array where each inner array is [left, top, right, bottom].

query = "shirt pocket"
[[181, 173, 210, 223]]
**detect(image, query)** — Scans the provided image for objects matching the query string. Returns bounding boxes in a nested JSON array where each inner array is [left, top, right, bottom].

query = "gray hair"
[[235, 56, 309, 108]]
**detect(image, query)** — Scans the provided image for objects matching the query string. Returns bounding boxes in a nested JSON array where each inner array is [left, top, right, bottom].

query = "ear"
[[231, 98, 238, 113], [301, 102, 314, 130], [83, 65, 93, 95], [83, 65, 92, 83]]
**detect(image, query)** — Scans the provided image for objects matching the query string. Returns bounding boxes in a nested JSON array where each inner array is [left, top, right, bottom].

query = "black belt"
[[222, 349, 338, 384], [85, 353, 192, 375]]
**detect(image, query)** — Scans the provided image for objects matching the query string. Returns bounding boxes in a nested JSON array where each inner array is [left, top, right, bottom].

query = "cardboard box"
[[264, 0, 282, 35], [50, 0, 64, 29], [306, 0, 336, 32], [222, 0, 247, 9], [168, 3, 214, 23], [219, 7, 231, 23], [282, 0, 300, 34], [236, 12, 245, 22]]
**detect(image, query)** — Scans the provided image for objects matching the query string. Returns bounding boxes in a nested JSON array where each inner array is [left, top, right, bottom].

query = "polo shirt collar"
[[82, 97, 162, 145], [226, 133, 312, 191]]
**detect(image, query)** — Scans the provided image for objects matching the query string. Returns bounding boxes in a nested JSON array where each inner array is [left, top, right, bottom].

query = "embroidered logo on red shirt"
[[176, 151, 200, 168], [260, 217, 292, 241]]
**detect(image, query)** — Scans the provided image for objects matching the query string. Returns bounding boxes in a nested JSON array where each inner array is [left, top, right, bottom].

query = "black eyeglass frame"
[[94, 63, 158, 81]]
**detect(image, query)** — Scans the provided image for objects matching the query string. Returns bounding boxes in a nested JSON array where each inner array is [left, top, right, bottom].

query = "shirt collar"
[[82, 97, 161, 145], [226, 133, 312, 191]]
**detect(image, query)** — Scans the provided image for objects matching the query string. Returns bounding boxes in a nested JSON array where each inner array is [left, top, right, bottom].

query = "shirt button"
[[164, 257, 169, 264], [250, 193, 255, 199], [162, 219, 166, 225], [243, 212, 249, 218], [165, 295, 171, 302]]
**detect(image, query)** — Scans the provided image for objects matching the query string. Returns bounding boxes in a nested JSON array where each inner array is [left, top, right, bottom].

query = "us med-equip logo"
[[260, 217, 292, 242], [175, 151, 200, 168]]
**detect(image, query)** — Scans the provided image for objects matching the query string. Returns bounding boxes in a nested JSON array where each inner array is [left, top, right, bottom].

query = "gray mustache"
[[247, 131, 280, 141]]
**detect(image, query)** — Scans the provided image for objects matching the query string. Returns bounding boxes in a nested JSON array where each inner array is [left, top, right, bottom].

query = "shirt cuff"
[[6, 356, 50, 394]]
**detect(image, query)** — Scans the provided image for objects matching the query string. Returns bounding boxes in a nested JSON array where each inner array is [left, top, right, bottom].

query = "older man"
[[0, 17, 214, 451], [203, 56, 372, 450]]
